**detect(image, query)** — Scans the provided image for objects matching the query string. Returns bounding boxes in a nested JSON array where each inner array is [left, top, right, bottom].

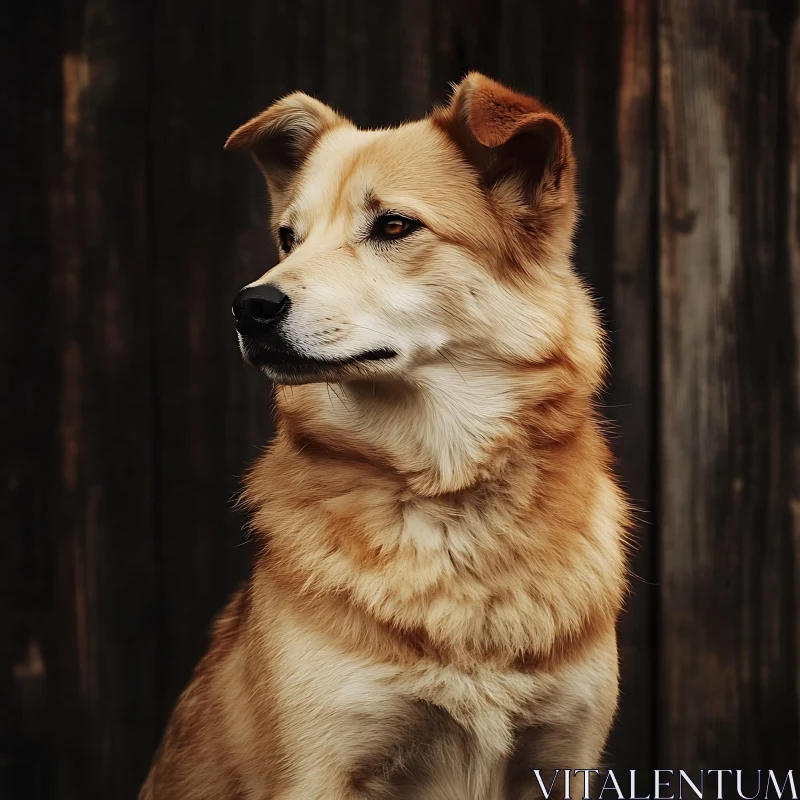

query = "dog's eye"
[[278, 226, 296, 254], [382, 217, 410, 237], [372, 214, 420, 241]]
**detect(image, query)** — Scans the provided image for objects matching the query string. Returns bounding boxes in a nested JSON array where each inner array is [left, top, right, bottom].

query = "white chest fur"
[[267, 608, 609, 800], [269, 617, 520, 798]]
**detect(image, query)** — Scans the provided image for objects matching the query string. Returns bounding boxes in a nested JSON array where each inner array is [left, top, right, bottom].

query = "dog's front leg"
[[505, 641, 620, 800], [504, 704, 618, 800]]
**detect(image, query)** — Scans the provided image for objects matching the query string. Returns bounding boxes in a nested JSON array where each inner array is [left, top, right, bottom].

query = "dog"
[[140, 73, 629, 800]]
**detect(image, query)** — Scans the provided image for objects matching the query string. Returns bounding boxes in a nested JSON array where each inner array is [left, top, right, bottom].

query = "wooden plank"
[[540, 0, 621, 304], [318, 0, 435, 125], [540, 0, 659, 769], [658, 0, 798, 767], [605, 0, 657, 772], [445, 0, 543, 97], [0, 2, 62, 797], [47, 0, 158, 794], [149, 0, 275, 723], [788, 0, 800, 747]]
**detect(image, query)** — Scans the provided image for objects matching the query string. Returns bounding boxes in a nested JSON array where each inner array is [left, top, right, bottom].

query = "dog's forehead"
[[291, 120, 476, 221]]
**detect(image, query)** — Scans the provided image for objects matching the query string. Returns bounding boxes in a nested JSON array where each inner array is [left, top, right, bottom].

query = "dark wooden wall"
[[1, 0, 798, 796]]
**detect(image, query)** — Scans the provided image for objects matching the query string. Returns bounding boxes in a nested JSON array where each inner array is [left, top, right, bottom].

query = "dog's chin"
[[243, 344, 398, 385]]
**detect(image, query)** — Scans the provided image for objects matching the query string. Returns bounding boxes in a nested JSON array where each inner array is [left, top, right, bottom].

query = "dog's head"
[[227, 73, 595, 389]]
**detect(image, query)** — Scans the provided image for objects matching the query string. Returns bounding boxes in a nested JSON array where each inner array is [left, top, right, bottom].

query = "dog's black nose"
[[232, 284, 290, 335]]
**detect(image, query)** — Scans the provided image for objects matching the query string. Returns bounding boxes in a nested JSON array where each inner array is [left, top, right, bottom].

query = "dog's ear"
[[434, 73, 574, 210], [225, 93, 347, 204]]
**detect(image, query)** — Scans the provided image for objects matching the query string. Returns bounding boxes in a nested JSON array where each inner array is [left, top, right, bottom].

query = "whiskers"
[[326, 382, 353, 414], [436, 346, 468, 385]]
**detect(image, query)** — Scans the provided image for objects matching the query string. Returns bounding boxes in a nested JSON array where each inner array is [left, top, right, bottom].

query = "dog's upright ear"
[[434, 73, 575, 214], [226, 93, 348, 207]]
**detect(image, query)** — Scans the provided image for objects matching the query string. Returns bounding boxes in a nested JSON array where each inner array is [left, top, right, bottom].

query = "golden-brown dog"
[[140, 73, 629, 800]]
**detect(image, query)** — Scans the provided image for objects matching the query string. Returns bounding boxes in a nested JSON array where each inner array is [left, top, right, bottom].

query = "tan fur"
[[141, 73, 629, 799]]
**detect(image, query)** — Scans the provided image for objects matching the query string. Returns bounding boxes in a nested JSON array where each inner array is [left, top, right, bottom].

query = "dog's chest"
[[274, 618, 539, 797]]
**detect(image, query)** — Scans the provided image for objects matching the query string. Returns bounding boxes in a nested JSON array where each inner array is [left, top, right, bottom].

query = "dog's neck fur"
[[281, 360, 524, 495], [244, 358, 626, 664]]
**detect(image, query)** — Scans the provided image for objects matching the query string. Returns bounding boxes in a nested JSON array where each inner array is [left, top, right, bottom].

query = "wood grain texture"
[[788, 0, 800, 750], [658, 0, 798, 768], [0, 3, 62, 797], [149, 0, 273, 724], [606, 0, 657, 772], [46, 0, 159, 795]]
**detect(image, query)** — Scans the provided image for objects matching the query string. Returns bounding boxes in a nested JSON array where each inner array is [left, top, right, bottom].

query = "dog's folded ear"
[[226, 94, 348, 203], [434, 73, 575, 211]]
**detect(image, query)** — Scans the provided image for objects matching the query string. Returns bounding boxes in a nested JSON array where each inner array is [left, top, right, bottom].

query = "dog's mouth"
[[242, 342, 397, 381]]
